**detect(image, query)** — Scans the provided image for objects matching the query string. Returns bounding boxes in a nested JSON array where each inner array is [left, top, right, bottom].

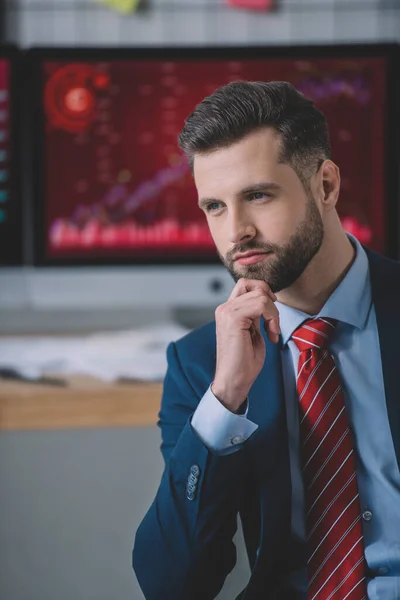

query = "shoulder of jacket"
[[174, 320, 216, 355]]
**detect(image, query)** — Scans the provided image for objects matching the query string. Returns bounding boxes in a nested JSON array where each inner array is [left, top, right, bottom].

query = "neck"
[[276, 227, 356, 315]]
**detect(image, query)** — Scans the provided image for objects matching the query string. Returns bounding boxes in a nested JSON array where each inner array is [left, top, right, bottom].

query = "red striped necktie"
[[291, 317, 367, 600]]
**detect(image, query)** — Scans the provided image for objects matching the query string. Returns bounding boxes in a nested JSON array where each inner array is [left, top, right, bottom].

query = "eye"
[[249, 192, 270, 200], [205, 202, 223, 213]]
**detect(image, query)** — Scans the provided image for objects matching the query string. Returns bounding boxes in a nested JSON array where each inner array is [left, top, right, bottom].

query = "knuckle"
[[260, 280, 272, 293], [215, 303, 225, 317], [253, 278, 268, 288], [254, 287, 266, 298], [263, 279, 272, 289]]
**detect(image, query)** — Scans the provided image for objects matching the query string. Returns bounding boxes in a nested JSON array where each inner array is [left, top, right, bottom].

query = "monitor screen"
[[30, 45, 399, 266], [0, 47, 22, 266]]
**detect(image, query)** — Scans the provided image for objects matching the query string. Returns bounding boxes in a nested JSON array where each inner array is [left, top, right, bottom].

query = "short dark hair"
[[178, 80, 331, 186]]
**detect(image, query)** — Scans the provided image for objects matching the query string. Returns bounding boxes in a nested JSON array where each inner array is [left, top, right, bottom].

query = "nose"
[[228, 208, 256, 244]]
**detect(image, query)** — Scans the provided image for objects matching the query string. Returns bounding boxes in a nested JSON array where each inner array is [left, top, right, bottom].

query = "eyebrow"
[[198, 181, 282, 210]]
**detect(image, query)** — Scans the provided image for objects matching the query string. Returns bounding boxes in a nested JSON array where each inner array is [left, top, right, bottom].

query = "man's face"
[[194, 128, 324, 294]]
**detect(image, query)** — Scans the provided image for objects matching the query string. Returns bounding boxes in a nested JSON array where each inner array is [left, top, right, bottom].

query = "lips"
[[235, 252, 270, 265]]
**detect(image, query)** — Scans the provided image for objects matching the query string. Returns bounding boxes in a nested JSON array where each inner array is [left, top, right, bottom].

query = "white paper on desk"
[[0, 323, 191, 382]]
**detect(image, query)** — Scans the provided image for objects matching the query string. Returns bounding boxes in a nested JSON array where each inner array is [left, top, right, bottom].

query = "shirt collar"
[[276, 234, 372, 347]]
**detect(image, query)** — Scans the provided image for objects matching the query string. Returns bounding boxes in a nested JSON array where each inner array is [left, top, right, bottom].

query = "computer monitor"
[[0, 46, 22, 266], [25, 44, 399, 309]]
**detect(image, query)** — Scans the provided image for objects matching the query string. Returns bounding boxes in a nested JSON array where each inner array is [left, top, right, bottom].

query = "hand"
[[212, 279, 280, 413]]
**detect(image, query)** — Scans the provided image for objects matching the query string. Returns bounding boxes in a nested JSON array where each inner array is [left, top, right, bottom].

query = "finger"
[[235, 292, 280, 332], [229, 279, 277, 302], [247, 310, 279, 345], [264, 314, 281, 344], [229, 278, 277, 303], [234, 295, 280, 340]]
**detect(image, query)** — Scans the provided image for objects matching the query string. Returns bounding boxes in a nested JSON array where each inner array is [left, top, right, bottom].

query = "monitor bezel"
[[27, 43, 400, 267], [0, 44, 23, 266]]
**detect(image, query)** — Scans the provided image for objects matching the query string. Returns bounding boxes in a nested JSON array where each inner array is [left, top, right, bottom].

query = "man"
[[132, 81, 400, 599]]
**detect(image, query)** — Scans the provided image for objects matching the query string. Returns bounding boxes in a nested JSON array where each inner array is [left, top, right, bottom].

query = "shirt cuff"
[[191, 384, 258, 455]]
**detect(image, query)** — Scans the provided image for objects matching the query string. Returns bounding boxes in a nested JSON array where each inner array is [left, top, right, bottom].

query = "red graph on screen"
[[43, 56, 385, 260]]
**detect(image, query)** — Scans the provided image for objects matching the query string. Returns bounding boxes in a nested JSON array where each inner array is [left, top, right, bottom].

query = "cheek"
[[257, 205, 298, 242], [206, 218, 225, 248]]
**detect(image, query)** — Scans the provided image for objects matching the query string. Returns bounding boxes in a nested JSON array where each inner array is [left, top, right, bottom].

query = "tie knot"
[[291, 317, 337, 352]]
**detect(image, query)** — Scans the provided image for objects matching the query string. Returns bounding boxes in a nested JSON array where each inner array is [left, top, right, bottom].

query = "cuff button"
[[231, 435, 244, 445]]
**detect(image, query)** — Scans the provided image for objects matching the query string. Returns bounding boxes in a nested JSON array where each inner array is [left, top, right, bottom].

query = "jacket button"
[[190, 465, 200, 477], [186, 490, 195, 501], [188, 473, 198, 485], [187, 483, 196, 494]]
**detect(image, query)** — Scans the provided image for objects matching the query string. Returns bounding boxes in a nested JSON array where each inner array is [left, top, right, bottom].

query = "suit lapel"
[[247, 320, 288, 462], [243, 321, 292, 594], [366, 247, 400, 471]]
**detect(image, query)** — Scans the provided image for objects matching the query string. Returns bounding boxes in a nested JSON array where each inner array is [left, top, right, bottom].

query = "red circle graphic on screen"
[[44, 64, 98, 133]]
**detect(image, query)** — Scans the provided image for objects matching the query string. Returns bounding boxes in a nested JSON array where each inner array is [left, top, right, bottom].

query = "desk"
[[0, 377, 163, 431]]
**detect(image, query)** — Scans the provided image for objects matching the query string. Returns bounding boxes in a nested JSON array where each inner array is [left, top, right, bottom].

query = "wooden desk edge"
[[0, 379, 163, 431]]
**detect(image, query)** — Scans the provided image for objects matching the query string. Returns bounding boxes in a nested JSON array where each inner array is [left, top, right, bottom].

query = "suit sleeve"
[[132, 340, 251, 600]]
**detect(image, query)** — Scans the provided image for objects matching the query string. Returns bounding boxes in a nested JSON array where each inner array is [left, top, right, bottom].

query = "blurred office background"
[[4, 0, 400, 47], [0, 1, 399, 599]]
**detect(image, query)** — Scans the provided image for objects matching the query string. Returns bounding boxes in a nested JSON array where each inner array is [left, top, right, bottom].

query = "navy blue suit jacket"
[[133, 247, 400, 600]]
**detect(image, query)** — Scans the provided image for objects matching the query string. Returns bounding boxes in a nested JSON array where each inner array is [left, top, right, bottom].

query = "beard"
[[219, 194, 324, 294]]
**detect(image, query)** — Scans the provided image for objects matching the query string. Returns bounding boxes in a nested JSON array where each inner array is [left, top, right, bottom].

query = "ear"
[[318, 160, 340, 211]]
